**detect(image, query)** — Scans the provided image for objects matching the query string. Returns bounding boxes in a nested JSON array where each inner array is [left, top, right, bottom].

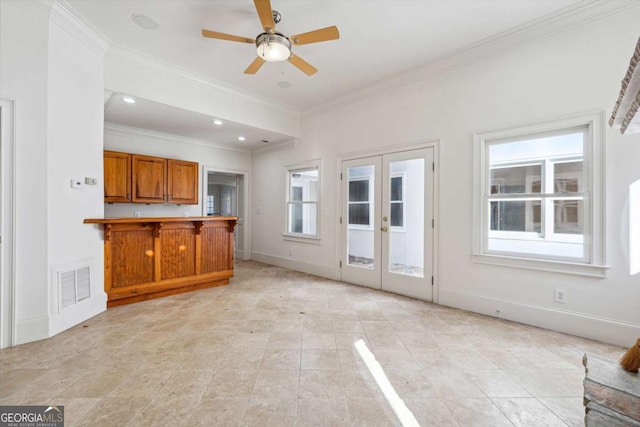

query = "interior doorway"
[[202, 168, 250, 261], [340, 147, 435, 301], [0, 98, 15, 348]]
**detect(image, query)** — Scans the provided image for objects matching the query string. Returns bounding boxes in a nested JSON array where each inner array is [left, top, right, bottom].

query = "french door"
[[340, 148, 434, 301]]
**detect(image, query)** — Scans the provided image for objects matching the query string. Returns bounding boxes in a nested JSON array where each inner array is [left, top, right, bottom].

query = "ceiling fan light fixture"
[[256, 33, 291, 62]]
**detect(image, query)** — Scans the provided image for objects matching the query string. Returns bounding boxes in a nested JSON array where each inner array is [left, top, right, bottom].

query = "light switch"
[[85, 177, 97, 185]]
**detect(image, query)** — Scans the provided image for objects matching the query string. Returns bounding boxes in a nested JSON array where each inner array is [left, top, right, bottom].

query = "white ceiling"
[[70, 0, 586, 111]]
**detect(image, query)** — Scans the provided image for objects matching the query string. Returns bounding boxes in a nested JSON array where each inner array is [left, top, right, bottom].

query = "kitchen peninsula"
[[84, 216, 237, 307]]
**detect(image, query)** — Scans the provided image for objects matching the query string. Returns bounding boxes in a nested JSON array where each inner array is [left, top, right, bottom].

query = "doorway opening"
[[202, 168, 250, 261]]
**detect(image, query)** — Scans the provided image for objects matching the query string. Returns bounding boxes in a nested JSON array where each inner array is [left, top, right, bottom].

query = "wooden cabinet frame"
[[85, 216, 236, 307]]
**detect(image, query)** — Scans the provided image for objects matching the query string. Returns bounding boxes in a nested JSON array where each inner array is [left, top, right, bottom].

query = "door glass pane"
[[388, 159, 424, 277], [348, 165, 374, 268]]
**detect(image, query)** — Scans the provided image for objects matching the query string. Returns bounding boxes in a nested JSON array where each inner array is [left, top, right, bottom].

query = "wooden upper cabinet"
[[104, 151, 131, 203], [105, 151, 199, 204], [167, 159, 198, 204], [132, 154, 168, 203]]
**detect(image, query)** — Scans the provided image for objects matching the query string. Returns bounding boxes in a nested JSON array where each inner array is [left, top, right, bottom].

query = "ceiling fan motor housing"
[[256, 32, 291, 62]]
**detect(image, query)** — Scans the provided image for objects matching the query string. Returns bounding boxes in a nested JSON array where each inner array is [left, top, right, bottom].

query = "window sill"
[[282, 234, 322, 245], [472, 253, 608, 278]]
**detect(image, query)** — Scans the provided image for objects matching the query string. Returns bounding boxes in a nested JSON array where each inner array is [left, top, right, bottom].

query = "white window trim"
[[283, 159, 321, 242], [472, 111, 608, 277]]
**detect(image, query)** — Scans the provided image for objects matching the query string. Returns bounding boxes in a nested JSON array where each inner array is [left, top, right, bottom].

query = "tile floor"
[[0, 261, 626, 426]]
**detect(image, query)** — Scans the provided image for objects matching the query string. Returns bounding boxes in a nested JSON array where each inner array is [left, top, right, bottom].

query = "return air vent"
[[59, 265, 91, 311]]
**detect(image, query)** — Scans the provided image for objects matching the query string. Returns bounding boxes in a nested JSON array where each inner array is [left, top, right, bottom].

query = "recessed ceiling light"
[[131, 14, 158, 30], [213, 119, 223, 125], [122, 96, 136, 104], [238, 136, 246, 141], [277, 81, 292, 89]]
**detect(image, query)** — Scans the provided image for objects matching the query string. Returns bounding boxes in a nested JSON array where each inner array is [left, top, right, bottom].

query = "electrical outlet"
[[134, 211, 141, 218], [554, 289, 567, 303], [182, 212, 190, 217]]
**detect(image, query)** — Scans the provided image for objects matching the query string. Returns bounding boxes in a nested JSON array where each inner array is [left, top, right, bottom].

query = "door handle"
[[382, 216, 388, 222], [381, 226, 388, 232]]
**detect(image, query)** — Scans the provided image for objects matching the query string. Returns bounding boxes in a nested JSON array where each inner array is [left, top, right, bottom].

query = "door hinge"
[[432, 219, 434, 228], [431, 276, 434, 285], [340, 172, 343, 180], [339, 260, 342, 268], [339, 216, 342, 224], [432, 162, 435, 171]]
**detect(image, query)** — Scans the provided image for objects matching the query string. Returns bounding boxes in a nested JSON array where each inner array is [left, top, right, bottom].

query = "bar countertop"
[[84, 216, 238, 224]]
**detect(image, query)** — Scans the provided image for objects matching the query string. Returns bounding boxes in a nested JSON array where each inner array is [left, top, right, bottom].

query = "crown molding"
[[5, 0, 109, 55], [49, 0, 109, 56], [50, 0, 110, 55], [3, 0, 54, 18], [303, 0, 640, 117], [104, 122, 252, 155], [107, 44, 300, 118]]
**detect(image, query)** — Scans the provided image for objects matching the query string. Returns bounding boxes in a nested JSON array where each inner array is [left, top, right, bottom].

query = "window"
[[206, 195, 215, 216], [285, 162, 320, 240], [390, 175, 404, 228], [473, 112, 606, 277]]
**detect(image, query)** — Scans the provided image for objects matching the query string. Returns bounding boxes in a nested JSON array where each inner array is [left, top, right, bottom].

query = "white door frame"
[[0, 98, 16, 348], [202, 166, 251, 260], [336, 141, 440, 303]]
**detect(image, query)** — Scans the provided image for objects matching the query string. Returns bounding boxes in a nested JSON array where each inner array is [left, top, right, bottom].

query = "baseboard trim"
[[49, 293, 108, 336], [15, 315, 49, 345], [439, 289, 640, 347], [251, 251, 337, 280]]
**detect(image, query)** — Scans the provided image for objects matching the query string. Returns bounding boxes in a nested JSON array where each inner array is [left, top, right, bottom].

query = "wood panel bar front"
[[84, 216, 237, 307]]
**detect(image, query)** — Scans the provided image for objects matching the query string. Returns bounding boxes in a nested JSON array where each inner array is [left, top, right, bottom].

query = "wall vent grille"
[[59, 265, 91, 310]]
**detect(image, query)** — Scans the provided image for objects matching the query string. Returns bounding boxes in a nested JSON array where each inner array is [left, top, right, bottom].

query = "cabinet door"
[[104, 151, 131, 203], [167, 159, 199, 204], [132, 155, 167, 203]]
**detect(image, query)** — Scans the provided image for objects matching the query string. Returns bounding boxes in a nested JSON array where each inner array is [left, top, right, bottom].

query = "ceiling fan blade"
[[244, 57, 266, 74], [254, 0, 276, 33], [288, 53, 318, 76], [290, 26, 339, 46], [202, 29, 254, 44]]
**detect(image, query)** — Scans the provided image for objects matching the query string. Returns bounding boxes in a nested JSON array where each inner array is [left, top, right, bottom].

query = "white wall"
[[252, 8, 640, 346], [0, 0, 107, 343], [104, 126, 252, 219], [0, 0, 51, 343], [46, 2, 107, 336]]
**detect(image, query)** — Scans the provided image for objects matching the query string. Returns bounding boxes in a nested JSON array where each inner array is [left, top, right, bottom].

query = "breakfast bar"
[[84, 216, 237, 307]]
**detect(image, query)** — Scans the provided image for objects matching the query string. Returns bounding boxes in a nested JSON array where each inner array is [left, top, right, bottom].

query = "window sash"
[[285, 163, 320, 239]]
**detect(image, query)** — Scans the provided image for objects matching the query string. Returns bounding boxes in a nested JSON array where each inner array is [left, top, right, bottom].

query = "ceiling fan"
[[201, 0, 339, 76]]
